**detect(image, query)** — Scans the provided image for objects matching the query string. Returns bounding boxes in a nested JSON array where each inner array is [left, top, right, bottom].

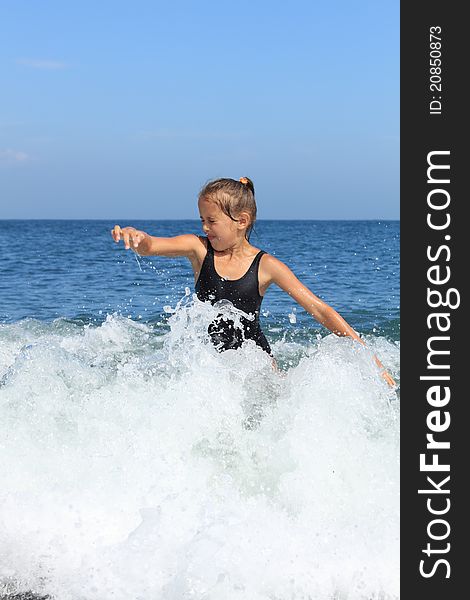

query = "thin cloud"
[[16, 58, 68, 70], [0, 148, 30, 165]]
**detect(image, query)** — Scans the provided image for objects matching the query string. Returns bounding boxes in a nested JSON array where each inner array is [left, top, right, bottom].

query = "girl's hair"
[[198, 177, 257, 240]]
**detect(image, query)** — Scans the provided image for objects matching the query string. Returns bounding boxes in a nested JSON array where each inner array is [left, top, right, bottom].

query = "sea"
[[0, 220, 400, 600]]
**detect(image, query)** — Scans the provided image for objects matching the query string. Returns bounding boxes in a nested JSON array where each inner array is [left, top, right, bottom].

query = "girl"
[[111, 177, 395, 386]]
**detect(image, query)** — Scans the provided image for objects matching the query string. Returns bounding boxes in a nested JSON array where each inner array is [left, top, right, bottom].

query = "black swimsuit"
[[195, 238, 272, 355]]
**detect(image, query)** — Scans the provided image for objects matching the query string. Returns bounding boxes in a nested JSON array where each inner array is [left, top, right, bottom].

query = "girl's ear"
[[236, 211, 251, 230]]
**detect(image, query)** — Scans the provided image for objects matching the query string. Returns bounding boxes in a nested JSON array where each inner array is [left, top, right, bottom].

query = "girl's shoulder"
[[258, 252, 293, 279], [194, 235, 210, 259], [177, 233, 208, 258], [259, 251, 285, 268], [257, 252, 294, 292]]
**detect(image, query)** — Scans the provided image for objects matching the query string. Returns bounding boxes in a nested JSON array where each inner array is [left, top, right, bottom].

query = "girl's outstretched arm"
[[264, 255, 396, 387], [111, 225, 200, 258]]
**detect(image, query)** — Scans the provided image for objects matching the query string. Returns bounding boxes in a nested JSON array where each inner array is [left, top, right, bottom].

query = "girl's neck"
[[214, 237, 253, 258]]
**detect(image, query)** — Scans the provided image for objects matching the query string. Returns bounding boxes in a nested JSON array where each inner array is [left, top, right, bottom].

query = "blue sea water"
[[0, 220, 400, 600], [0, 220, 399, 339]]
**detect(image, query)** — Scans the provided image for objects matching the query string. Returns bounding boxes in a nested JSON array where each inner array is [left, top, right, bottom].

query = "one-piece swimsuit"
[[195, 237, 272, 355]]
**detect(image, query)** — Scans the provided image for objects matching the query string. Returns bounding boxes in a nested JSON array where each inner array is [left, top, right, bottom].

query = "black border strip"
[[401, 1, 465, 597]]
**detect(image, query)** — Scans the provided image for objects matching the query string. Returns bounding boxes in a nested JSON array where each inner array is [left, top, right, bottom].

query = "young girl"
[[111, 177, 395, 387]]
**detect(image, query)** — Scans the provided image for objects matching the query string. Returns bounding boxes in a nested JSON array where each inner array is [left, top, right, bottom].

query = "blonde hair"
[[198, 177, 257, 240]]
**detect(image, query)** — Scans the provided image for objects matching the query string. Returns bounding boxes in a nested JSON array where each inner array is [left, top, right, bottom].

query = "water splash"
[[0, 299, 399, 600]]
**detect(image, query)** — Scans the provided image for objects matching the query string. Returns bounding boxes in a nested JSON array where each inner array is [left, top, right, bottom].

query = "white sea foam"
[[0, 298, 399, 599]]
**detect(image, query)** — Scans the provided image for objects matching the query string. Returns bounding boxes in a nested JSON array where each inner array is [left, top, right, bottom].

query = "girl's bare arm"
[[111, 225, 200, 258], [264, 254, 396, 387]]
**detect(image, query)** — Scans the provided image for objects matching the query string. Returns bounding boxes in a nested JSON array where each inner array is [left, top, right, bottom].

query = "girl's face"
[[198, 198, 240, 249]]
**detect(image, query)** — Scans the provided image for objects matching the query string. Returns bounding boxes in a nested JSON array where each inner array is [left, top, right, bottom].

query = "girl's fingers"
[[111, 226, 142, 249], [112, 225, 122, 242], [382, 371, 396, 388]]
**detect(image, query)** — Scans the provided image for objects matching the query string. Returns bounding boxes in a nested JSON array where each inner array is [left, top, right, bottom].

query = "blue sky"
[[0, 0, 399, 219]]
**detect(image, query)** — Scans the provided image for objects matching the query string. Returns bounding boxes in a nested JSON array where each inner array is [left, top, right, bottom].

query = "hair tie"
[[239, 177, 249, 185]]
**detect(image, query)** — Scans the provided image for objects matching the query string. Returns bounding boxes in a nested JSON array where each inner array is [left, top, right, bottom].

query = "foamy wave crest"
[[0, 297, 399, 600]]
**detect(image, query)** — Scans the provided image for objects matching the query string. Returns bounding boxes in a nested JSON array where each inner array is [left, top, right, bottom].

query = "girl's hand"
[[380, 369, 396, 388], [374, 355, 396, 388], [111, 225, 147, 250]]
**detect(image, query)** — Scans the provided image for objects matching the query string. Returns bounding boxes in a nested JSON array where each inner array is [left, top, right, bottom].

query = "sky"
[[0, 0, 399, 220]]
